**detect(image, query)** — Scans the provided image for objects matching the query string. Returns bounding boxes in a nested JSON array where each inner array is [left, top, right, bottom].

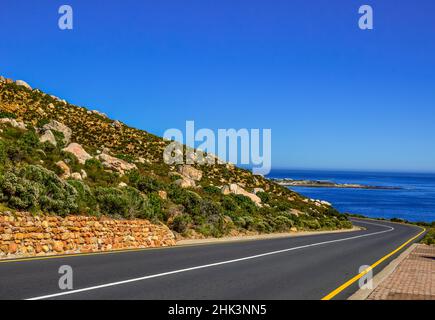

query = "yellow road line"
[[321, 226, 426, 300]]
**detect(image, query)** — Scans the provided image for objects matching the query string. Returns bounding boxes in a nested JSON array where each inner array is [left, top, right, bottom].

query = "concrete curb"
[[347, 243, 418, 300]]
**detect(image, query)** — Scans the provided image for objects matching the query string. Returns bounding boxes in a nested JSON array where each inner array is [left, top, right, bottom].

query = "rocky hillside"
[[0, 76, 351, 239]]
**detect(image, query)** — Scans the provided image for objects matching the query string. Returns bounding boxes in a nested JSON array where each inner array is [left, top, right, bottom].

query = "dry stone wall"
[[0, 212, 176, 259]]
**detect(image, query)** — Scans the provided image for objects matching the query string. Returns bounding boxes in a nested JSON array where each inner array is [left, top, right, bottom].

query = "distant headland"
[[272, 178, 402, 190]]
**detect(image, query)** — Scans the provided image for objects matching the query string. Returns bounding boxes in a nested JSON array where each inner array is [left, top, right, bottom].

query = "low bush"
[[421, 228, 435, 245], [0, 165, 77, 216], [172, 214, 192, 234]]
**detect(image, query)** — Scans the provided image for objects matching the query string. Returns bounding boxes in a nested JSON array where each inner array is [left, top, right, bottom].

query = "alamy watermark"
[[359, 5, 373, 30], [163, 121, 271, 176], [56, 4, 371, 32], [358, 265, 373, 290], [58, 5, 73, 30], [58, 265, 73, 290]]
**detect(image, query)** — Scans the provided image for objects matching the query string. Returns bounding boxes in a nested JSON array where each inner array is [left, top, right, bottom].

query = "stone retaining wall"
[[0, 212, 176, 259]]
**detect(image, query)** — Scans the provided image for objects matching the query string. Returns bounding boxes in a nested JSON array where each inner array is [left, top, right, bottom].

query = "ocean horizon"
[[267, 169, 435, 223]]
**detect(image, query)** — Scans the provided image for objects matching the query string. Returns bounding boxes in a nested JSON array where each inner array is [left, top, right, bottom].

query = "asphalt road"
[[0, 218, 424, 300]]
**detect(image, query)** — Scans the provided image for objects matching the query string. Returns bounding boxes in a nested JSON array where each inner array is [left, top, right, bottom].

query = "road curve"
[[0, 218, 424, 300]]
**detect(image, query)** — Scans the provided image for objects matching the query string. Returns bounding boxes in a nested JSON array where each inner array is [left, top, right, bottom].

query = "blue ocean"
[[267, 170, 435, 222]]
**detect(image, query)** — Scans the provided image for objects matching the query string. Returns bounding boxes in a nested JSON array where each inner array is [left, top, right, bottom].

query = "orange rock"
[[52, 241, 64, 252], [8, 243, 17, 254]]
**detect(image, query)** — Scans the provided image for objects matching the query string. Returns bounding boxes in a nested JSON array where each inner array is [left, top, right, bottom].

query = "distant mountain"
[[0, 76, 351, 238]]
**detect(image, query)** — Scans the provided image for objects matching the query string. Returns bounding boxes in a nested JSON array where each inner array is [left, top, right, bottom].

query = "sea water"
[[267, 169, 435, 222]]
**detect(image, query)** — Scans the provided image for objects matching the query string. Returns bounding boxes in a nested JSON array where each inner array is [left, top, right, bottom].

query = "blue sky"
[[1, 0, 435, 172]]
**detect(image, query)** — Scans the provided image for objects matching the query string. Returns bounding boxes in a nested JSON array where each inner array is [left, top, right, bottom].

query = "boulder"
[[226, 163, 235, 170], [43, 120, 72, 143], [205, 152, 225, 165], [70, 172, 82, 180], [0, 118, 27, 130], [178, 165, 203, 181], [80, 169, 87, 179], [136, 157, 147, 164], [158, 190, 167, 200], [111, 120, 122, 129], [118, 182, 128, 188], [63, 143, 92, 164], [56, 161, 70, 179], [97, 153, 137, 175], [175, 177, 196, 188], [221, 183, 262, 206], [15, 80, 32, 90], [320, 200, 331, 206], [289, 209, 303, 217], [88, 110, 107, 118], [39, 129, 57, 146]]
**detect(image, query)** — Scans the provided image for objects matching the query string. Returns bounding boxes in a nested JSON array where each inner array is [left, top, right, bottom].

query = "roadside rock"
[[70, 172, 82, 180], [178, 165, 203, 181], [289, 209, 303, 217], [80, 169, 87, 179], [39, 129, 57, 146], [88, 110, 108, 118], [63, 143, 92, 164], [56, 161, 71, 179], [158, 190, 167, 200], [15, 80, 32, 90], [221, 183, 262, 206], [97, 153, 137, 175], [43, 120, 72, 143], [0, 118, 27, 130], [111, 120, 122, 129], [175, 177, 196, 188]]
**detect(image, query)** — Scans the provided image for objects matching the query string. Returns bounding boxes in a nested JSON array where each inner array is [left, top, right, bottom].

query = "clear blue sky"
[[1, 0, 434, 172]]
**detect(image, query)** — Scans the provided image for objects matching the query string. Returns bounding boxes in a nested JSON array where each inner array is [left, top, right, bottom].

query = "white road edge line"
[[27, 220, 393, 300]]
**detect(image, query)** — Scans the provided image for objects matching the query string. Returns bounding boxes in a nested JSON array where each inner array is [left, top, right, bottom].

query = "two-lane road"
[[0, 218, 424, 300]]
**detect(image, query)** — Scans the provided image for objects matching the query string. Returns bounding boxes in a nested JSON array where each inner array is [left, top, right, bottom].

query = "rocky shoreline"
[[272, 178, 402, 190]]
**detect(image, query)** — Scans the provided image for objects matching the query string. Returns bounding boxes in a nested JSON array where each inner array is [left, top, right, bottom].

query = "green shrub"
[[0, 165, 77, 215], [84, 159, 118, 186], [67, 180, 97, 215], [203, 185, 221, 194], [0, 140, 7, 166], [0, 111, 17, 119], [94, 186, 157, 219], [273, 214, 295, 231], [421, 228, 435, 245], [233, 194, 257, 214], [52, 130, 66, 148], [168, 184, 202, 214], [36, 118, 50, 128], [135, 175, 163, 194], [221, 196, 238, 212], [256, 191, 270, 203], [172, 214, 192, 233]]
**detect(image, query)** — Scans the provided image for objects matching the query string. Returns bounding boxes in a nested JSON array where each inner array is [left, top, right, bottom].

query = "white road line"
[[27, 220, 393, 300]]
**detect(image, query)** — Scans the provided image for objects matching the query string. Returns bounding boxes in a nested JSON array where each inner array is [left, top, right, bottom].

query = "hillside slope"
[[0, 76, 351, 238]]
